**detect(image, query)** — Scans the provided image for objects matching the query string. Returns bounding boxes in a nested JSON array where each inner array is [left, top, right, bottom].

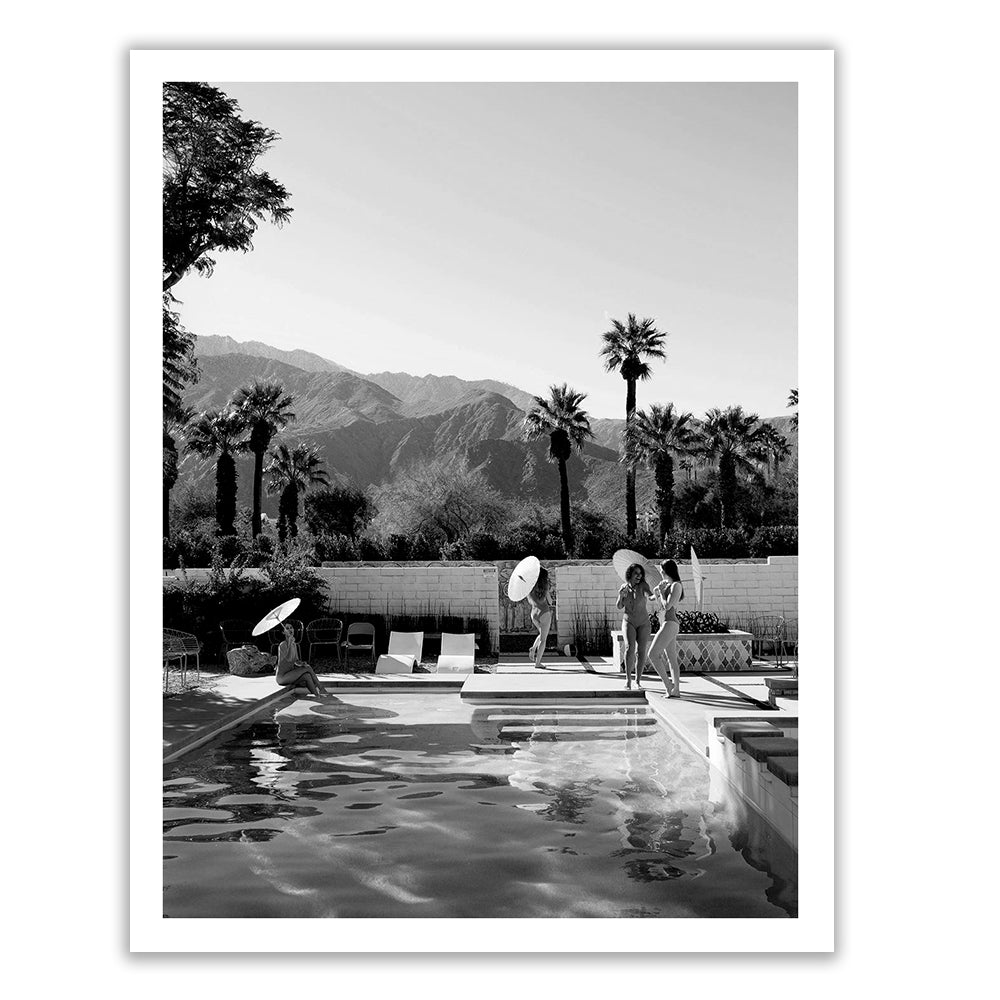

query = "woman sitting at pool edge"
[[275, 621, 328, 697]]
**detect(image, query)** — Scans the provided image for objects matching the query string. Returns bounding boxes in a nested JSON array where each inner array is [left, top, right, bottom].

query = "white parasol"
[[611, 549, 663, 588], [690, 546, 705, 610], [507, 556, 541, 602], [252, 597, 301, 636]]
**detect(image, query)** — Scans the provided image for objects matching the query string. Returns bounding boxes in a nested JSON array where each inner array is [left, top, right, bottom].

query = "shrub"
[[748, 525, 798, 556], [676, 610, 729, 634]]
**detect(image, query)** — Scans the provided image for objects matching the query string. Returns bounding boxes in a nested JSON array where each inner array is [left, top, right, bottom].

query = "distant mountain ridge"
[[180, 336, 796, 525]]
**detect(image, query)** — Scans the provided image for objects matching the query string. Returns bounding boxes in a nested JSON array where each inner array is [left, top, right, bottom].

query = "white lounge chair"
[[436, 632, 476, 673], [375, 631, 424, 674]]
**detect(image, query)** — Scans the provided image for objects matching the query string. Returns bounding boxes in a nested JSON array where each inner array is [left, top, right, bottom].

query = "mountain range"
[[177, 334, 796, 524]]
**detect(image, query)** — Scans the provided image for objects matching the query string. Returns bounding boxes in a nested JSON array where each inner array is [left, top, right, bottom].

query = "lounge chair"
[[342, 622, 376, 670], [375, 631, 424, 674], [436, 632, 476, 674]]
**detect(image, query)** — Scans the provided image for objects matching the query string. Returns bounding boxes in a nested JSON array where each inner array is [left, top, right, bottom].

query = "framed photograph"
[[132, 49, 833, 952]]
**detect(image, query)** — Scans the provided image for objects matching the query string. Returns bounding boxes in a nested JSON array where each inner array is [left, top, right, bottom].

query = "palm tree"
[[757, 422, 792, 480], [699, 406, 768, 529], [523, 384, 594, 554], [186, 408, 249, 535], [162, 405, 193, 541], [787, 387, 799, 429], [599, 313, 667, 538], [266, 443, 330, 542], [622, 403, 697, 547], [233, 380, 296, 537]]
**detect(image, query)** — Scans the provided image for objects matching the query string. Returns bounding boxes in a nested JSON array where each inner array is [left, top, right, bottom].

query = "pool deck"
[[163, 654, 796, 762]]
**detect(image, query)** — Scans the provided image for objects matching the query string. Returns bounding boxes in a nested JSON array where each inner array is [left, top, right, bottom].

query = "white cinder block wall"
[[317, 563, 500, 648], [552, 556, 798, 646]]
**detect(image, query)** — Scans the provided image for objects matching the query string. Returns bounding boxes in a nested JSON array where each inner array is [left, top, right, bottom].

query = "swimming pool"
[[163, 693, 797, 918]]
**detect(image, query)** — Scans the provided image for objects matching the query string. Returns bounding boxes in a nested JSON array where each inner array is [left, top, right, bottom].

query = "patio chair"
[[376, 631, 424, 674], [342, 622, 376, 670], [750, 615, 788, 667], [219, 619, 256, 657], [164, 627, 202, 684], [436, 632, 476, 674], [162, 630, 186, 691], [305, 618, 343, 666]]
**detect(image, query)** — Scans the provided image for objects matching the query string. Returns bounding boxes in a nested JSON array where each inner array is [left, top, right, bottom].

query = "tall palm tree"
[[523, 384, 594, 554], [699, 406, 768, 529], [787, 387, 799, 429], [162, 405, 193, 541], [622, 403, 697, 547], [233, 380, 296, 537], [186, 408, 249, 535], [266, 443, 330, 542], [757, 422, 792, 480], [599, 313, 667, 538]]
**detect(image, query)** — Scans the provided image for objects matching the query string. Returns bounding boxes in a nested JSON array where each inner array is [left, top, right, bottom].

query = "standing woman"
[[617, 563, 653, 690], [527, 567, 552, 670], [274, 621, 328, 697], [647, 559, 684, 696]]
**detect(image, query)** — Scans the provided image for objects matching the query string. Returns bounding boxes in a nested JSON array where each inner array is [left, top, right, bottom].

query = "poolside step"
[[766, 755, 799, 786], [497, 724, 655, 742], [718, 721, 783, 742], [485, 712, 656, 728], [738, 736, 799, 763]]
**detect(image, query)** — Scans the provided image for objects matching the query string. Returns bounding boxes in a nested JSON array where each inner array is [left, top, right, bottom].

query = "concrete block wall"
[[317, 562, 500, 648], [552, 556, 798, 645]]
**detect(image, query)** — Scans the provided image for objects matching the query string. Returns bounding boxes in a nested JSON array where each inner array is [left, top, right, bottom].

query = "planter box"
[[677, 630, 752, 672], [611, 629, 753, 672]]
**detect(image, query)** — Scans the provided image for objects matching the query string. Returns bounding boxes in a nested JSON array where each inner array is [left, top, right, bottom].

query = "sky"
[[175, 82, 797, 420]]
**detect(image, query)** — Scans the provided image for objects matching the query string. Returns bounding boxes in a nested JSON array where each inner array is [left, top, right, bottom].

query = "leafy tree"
[[162, 83, 292, 292], [162, 406, 193, 540], [186, 408, 249, 535], [523, 384, 594, 554], [265, 443, 330, 543], [622, 403, 698, 546], [787, 387, 799, 429], [599, 314, 667, 538], [699, 406, 768, 529], [233, 380, 296, 537], [162, 295, 198, 419], [371, 455, 509, 547], [303, 486, 373, 540]]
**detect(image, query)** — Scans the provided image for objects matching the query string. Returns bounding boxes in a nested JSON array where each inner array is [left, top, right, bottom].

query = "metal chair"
[[750, 615, 787, 667], [342, 622, 376, 670], [219, 619, 256, 658], [163, 630, 188, 691], [163, 628, 202, 684], [305, 618, 343, 666]]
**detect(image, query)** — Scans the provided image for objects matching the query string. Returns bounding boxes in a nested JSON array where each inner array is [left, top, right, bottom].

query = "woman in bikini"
[[527, 567, 552, 670], [617, 563, 653, 690], [274, 621, 328, 697], [646, 559, 684, 697]]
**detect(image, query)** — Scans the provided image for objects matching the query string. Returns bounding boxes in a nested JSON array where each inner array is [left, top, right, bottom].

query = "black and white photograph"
[[134, 49, 834, 951]]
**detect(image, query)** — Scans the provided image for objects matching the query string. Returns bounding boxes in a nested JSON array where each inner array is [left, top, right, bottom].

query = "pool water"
[[163, 694, 797, 918]]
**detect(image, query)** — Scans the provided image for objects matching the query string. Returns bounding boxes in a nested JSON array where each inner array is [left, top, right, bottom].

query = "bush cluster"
[[676, 610, 730, 634]]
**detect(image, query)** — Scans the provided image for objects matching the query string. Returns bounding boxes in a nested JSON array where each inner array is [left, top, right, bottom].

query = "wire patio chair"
[[163, 630, 186, 692], [305, 618, 343, 667], [163, 628, 203, 685], [750, 615, 788, 667]]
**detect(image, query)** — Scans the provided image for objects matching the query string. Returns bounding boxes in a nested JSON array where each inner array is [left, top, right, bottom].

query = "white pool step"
[[498, 724, 656, 742], [484, 712, 657, 728]]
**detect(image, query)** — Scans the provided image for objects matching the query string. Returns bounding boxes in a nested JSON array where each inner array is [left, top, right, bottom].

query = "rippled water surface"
[[164, 694, 797, 917]]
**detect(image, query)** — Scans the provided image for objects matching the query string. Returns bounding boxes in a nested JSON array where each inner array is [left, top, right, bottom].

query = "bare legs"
[[277, 663, 328, 697], [530, 611, 552, 669], [647, 621, 680, 695], [623, 621, 651, 690]]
